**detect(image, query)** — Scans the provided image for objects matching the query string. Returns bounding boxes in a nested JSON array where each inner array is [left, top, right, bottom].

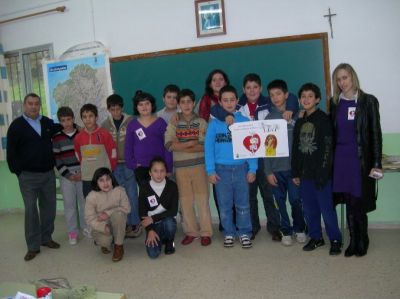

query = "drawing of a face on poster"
[[265, 134, 277, 157]]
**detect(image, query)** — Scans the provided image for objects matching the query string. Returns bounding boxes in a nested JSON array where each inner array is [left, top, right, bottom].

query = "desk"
[[0, 282, 126, 299]]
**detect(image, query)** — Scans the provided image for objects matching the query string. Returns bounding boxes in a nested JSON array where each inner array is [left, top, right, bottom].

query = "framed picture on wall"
[[195, 0, 226, 37]]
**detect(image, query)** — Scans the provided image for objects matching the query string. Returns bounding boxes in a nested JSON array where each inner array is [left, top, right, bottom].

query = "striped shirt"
[[164, 113, 207, 168], [52, 130, 81, 178]]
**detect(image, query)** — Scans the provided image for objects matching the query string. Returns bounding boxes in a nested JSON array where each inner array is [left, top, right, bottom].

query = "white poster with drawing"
[[230, 119, 289, 159]]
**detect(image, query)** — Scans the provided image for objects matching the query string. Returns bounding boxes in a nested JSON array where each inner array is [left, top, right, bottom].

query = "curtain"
[[0, 43, 12, 161]]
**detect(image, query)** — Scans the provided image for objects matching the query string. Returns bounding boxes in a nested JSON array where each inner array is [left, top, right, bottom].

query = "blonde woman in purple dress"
[[329, 63, 383, 257]]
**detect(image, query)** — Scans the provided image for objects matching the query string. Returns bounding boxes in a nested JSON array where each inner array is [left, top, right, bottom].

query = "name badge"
[[135, 128, 146, 140], [147, 195, 158, 207], [348, 107, 356, 120]]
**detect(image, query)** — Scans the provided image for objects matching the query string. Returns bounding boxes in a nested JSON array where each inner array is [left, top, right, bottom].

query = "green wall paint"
[[111, 37, 328, 113]]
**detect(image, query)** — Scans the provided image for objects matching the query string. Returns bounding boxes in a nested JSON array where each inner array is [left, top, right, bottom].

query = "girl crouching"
[[85, 167, 131, 262]]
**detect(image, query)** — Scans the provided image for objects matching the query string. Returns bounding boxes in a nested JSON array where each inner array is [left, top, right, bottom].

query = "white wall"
[[0, 0, 399, 132]]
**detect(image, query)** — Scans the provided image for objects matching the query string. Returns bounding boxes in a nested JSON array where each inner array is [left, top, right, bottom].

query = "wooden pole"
[[0, 6, 66, 25]]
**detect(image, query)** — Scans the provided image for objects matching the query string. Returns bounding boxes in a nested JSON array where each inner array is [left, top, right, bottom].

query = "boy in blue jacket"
[[210, 73, 299, 241], [205, 85, 257, 249]]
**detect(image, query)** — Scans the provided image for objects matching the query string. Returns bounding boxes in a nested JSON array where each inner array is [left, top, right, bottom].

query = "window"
[[5, 44, 53, 120], [1, 137, 6, 150]]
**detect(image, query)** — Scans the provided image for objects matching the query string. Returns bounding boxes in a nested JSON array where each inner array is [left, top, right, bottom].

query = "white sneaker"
[[281, 235, 293, 246], [295, 232, 307, 243], [239, 235, 252, 249], [82, 227, 93, 239], [223, 236, 235, 248]]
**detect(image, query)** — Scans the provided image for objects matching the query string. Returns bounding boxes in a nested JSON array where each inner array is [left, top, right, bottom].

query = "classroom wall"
[[1, 0, 399, 133], [0, 0, 399, 223]]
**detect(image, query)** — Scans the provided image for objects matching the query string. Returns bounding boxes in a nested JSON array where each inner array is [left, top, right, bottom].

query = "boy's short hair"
[[57, 106, 74, 120], [243, 73, 261, 87], [267, 79, 288, 93], [163, 84, 180, 97], [219, 85, 238, 99], [178, 89, 195, 103], [91, 167, 118, 191], [298, 83, 321, 100], [132, 90, 156, 115], [106, 94, 124, 109], [80, 103, 98, 118]]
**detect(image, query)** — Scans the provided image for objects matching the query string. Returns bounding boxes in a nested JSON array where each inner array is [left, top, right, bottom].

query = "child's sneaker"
[[281, 235, 293, 246], [239, 235, 252, 249], [295, 232, 307, 243], [125, 224, 143, 238], [329, 240, 342, 256], [223, 236, 235, 248], [271, 230, 282, 242], [68, 231, 78, 245], [303, 238, 325, 251], [82, 227, 93, 239]]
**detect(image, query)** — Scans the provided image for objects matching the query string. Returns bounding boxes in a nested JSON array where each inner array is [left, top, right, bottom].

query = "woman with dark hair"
[[85, 167, 131, 262], [330, 63, 383, 257], [198, 69, 230, 121], [125, 91, 173, 187], [197, 70, 230, 231]]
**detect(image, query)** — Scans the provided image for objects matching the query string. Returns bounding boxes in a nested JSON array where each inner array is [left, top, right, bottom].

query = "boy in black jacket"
[[292, 83, 342, 255]]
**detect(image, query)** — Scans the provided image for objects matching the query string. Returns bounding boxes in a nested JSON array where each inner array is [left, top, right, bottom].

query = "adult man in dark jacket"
[[7, 93, 61, 261]]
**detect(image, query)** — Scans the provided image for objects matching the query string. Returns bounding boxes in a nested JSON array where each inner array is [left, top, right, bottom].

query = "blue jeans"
[[300, 179, 342, 241], [146, 217, 176, 259], [215, 163, 252, 237], [113, 163, 139, 226], [271, 171, 305, 236], [249, 160, 280, 234]]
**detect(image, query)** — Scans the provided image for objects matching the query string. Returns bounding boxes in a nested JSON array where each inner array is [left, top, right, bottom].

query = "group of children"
[[53, 68, 359, 262]]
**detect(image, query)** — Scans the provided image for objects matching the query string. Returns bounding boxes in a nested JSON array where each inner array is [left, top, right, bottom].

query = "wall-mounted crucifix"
[[324, 7, 337, 39]]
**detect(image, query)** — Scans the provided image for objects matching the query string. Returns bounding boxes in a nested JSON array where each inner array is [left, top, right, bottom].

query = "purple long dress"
[[333, 99, 362, 197]]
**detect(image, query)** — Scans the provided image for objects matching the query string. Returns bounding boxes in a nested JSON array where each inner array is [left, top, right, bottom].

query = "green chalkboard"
[[110, 33, 331, 114]]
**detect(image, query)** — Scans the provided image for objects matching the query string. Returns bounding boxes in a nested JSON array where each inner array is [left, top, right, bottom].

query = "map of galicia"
[[43, 54, 112, 126]]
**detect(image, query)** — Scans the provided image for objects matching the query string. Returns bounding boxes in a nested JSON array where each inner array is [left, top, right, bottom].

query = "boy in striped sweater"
[[52, 107, 88, 245], [164, 89, 213, 246]]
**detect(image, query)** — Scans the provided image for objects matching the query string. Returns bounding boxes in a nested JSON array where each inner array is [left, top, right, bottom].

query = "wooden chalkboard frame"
[[110, 32, 331, 106]]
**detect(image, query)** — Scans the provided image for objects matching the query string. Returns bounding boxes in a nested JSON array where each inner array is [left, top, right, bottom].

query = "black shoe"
[[251, 228, 260, 240], [164, 241, 175, 255], [41, 240, 60, 249], [355, 235, 369, 257], [355, 213, 369, 257], [344, 238, 357, 257], [303, 238, 325, 251], [24, 250, 40, 261], [271, 230, 282, 242], [329, 240, 342, 255]]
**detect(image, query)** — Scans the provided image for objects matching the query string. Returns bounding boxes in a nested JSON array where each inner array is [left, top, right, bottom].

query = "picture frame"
[[195, 0, 226, 38]]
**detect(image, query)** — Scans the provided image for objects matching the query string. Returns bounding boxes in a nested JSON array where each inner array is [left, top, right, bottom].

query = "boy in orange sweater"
[[74, 103, 117, 198]]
